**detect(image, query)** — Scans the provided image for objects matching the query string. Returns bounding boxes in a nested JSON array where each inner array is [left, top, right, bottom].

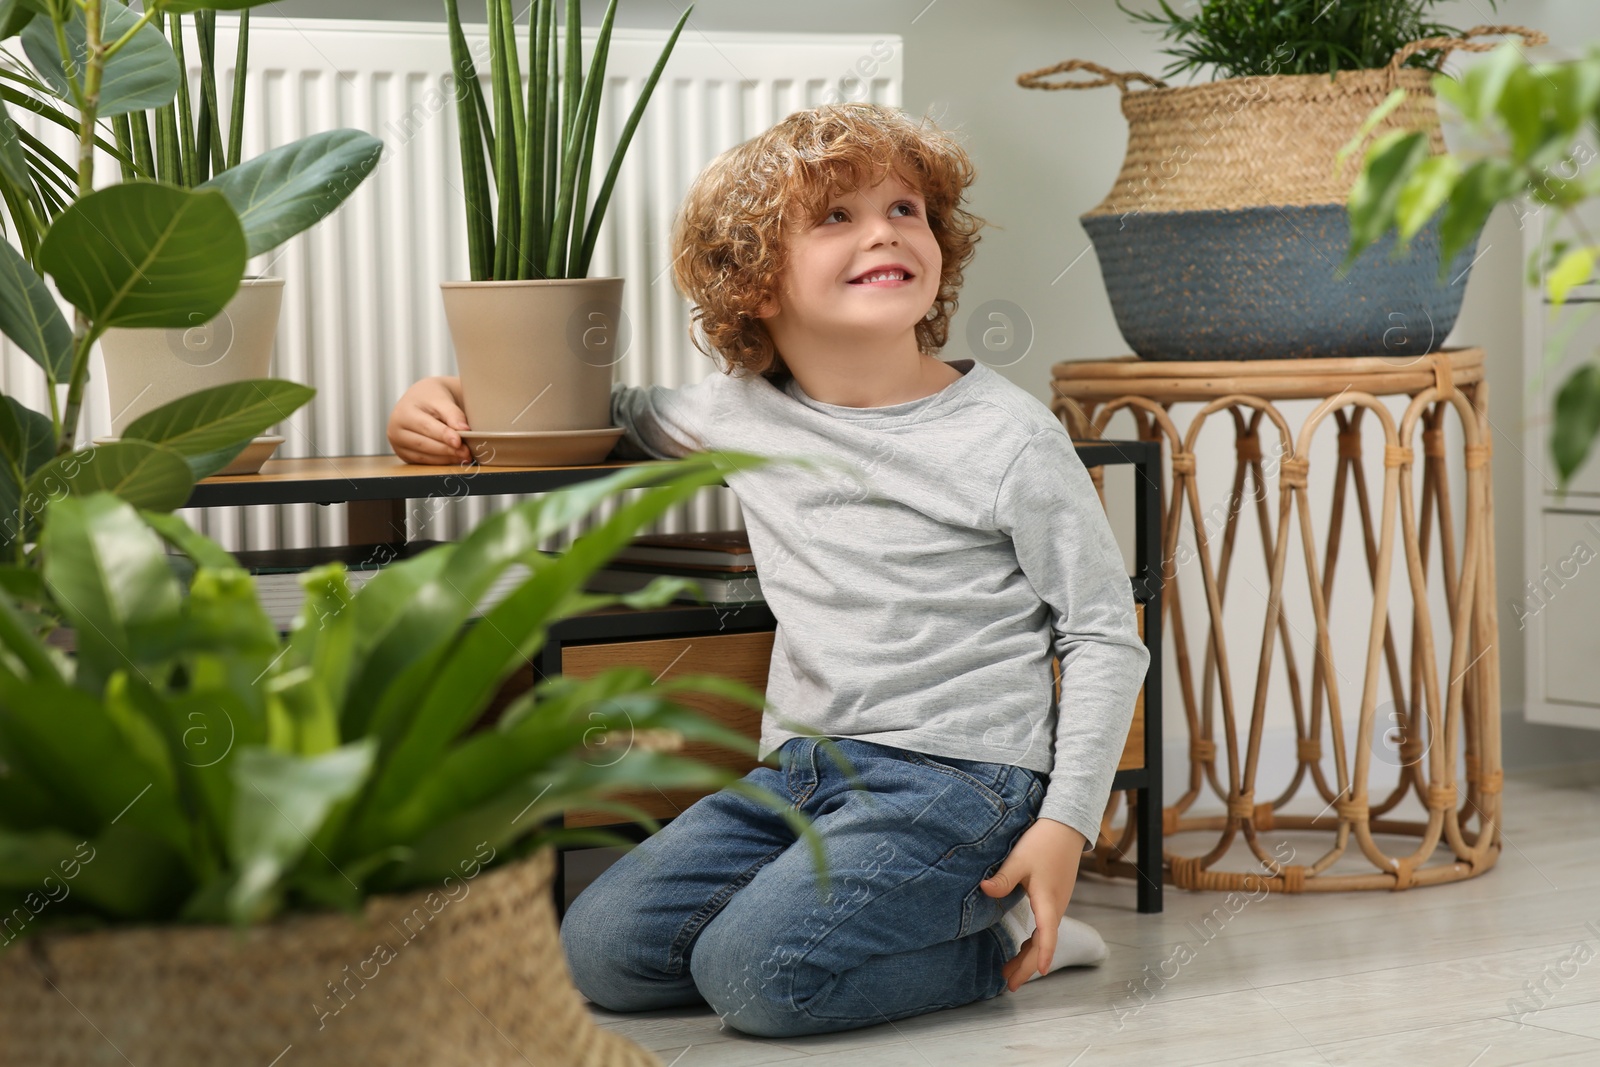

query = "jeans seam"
[[790, 859, 965, 1024], [667, 845, 789, 977]]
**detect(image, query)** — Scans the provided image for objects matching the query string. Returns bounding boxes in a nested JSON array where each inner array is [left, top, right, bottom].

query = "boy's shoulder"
[[953, 360, 1080, 465]]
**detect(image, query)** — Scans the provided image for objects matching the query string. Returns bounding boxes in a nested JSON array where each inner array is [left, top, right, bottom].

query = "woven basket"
[[1019, 25, 1546, 360], [0, 848, 659, 1067]]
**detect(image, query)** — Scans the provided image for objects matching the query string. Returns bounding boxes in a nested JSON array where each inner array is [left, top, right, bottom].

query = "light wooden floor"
[[566, 761, 1600, 1066]]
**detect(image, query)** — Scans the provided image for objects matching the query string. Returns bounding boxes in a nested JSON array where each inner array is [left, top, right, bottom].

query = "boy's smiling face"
[[755, 169, 941, 345]]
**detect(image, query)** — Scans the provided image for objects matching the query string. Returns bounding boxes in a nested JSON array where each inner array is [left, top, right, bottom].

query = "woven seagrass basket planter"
[[1018, 26, 1545, 361], [0, 849, 658, 1067]]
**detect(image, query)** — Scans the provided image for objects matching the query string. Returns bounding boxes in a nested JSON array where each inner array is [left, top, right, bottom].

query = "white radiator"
[[2, 16, 902, 553]]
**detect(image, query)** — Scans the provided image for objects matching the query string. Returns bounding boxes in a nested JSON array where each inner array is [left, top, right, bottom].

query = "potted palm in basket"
[[0, 450, 842, 1066], [1016, 0, 1543, 360], [439, 0, 689, 464]]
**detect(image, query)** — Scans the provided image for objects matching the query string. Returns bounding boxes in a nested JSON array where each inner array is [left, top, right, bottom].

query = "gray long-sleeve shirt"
[[608, 357, 1149, 847]]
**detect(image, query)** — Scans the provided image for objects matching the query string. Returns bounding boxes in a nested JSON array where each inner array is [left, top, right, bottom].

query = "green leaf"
[[27, 440, 195, 516], [1496, 65, 1549, 166], [0, 96, 29, 188], [1431, 72, 1471, 119], [279, 563, 359, 728], [336, 461, 720, 737], [22, 0, 179, 117], [1548, 247, 1598, 308], [368, 668, 765, 850], [199, 130, 383, 258], [349, 453, 787, 805], [121, 378, 314, 481], [0, 576, 59, 689], [380, 749, 744, 887], [0, 824, 189, 920], [0, 394, 55, 478], [227, 741, 375, 924], [0, 0, 37, 40], [36, 491, 183, 693], [1343, 129, 1429, 273], [0, 239, 70, 383], [1395, 154, 1463, 246], [39, 183, 246, 331], [1545, 58, 1600, 138], [0, 674, 188, 854], [1552, 363, 1600, 488], [110, 672, 264, 872], [139, 507, 239, 571], [1437, 160, 1519, 283], [1458, 41, 1523, 123], [0, 395, 56, 552]]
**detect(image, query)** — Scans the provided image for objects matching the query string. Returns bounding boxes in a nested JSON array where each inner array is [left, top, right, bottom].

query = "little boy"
[[387, 102, 1149, 1039]]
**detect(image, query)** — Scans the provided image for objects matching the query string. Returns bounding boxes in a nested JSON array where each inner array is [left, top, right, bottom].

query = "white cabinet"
[[1523, 192, 1600, 728]]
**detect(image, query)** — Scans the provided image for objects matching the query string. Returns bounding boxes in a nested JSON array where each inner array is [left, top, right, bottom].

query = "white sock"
[[997, 898, 1109, 981]]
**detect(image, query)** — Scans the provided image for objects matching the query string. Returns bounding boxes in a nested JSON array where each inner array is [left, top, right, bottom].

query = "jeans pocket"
[[903, 751, 1010, 815]]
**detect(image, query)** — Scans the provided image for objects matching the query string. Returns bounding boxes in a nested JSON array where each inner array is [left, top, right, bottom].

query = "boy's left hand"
[[978, 817, 1087, 991]]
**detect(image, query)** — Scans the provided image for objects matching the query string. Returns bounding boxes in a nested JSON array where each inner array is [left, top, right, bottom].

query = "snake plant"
[[443, 0, 690, 281]]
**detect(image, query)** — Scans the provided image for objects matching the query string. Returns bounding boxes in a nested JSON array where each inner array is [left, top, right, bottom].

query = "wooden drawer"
[[558, 631, 775, 828]]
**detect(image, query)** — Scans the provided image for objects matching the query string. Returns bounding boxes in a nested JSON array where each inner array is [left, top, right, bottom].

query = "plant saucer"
[[460, 427, 625, 467]]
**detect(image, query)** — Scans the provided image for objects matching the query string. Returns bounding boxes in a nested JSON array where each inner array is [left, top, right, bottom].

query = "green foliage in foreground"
[[0, 452, 855, 944], [1343, 43, 1600, 486]]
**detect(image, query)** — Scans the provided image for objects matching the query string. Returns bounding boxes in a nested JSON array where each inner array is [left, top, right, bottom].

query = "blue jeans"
[[559, 735, 1047, 1038]]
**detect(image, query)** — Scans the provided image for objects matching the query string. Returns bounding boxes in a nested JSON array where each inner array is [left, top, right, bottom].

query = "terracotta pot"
[[99, 276, 285, 435], [442, 277, 624, 433], [0, 849, 659, 1066]]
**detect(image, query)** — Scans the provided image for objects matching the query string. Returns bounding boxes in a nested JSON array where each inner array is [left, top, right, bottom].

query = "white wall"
[[256, 0, 1600, 774]]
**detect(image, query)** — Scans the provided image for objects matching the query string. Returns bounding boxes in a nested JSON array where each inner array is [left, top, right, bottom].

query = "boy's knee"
[[558, 890, 618, 1008], [690, 914, 816, 1038]]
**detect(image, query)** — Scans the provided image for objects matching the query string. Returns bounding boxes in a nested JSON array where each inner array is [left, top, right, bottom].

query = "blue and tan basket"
[[1019, 26, 1546, 361]]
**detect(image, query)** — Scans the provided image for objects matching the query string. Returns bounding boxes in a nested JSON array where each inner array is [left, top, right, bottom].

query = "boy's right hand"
[[387, 375, 472, 466]]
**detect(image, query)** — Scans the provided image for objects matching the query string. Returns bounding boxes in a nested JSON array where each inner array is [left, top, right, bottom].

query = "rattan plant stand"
[[1056, 348, 1502, 893]]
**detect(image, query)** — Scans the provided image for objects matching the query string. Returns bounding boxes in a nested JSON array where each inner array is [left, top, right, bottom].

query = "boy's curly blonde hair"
[[669, 102, 985, 383]]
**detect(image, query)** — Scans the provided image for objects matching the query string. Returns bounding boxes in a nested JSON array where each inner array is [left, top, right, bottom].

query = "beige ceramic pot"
[[441, 277, 624, 434], [99, 276, 285, 436]]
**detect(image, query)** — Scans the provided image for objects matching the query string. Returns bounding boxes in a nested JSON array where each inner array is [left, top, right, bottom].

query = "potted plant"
[[0, 450, 842, 1065], [0, 1, 355, 564], [1343, 41, 1600, 486], [438, 0, 688, 463], [1015, 0, 1543, 360], [36, 5, 385, 452]]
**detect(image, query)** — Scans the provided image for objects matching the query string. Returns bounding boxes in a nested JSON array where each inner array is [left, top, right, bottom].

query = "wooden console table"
[[186, 442, 1166, 913]]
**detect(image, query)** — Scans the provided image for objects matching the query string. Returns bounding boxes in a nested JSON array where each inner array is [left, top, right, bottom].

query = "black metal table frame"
[[187, 441, 1164, 914]]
